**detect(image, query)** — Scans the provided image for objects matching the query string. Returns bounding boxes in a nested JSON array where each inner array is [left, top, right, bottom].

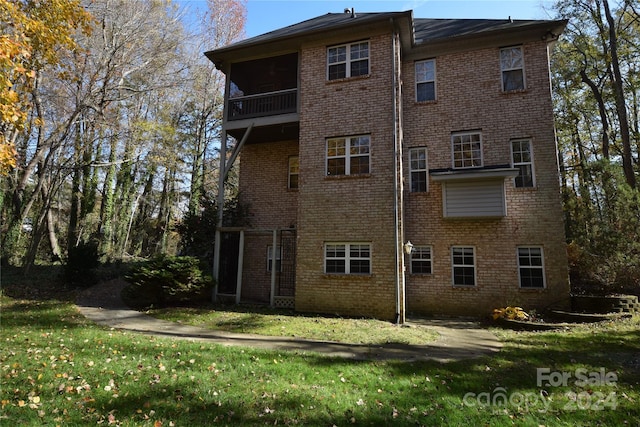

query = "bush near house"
[[122, 255, 214, 309], [64, 241, 101, 287]]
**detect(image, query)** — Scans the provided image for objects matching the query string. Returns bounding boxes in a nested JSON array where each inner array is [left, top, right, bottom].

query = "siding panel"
[[443, 180, 505, 217]]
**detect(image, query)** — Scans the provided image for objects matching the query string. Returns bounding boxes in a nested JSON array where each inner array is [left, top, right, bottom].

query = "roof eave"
[[407, 19, 568, 58], [206, 11, 414, 70]]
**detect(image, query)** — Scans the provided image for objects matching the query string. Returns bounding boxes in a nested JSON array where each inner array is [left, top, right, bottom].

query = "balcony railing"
[[227, 89, 297, 121]]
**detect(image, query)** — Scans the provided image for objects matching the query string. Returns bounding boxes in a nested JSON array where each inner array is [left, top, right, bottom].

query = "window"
[[452, 131, 482, 168], [517, 247, 545, 288], [267, 246, 282, 272], [451, 247, 475, 286], [326, 135, 370, 176], [415, 59, 436, 101], [325, 243, 371, 274], [288, 156, 299, 189], [327, 41, 369, 80], [409, 147, 428, 192], [511, 139, 534, 188], [411, 246, 433, 274], [500, 46, 525, 91]]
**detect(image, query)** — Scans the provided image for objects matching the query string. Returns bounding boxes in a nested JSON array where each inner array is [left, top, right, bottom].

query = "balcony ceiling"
[[228, 122, 299, 145]]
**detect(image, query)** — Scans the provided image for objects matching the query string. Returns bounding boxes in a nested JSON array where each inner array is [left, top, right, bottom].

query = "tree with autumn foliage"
[[1, 0, 248, 269], [0, 0, 92, 176], [551, 0, 640, 293]]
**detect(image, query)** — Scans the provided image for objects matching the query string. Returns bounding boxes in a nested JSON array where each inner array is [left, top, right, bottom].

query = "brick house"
[[205, 10, 570, 322]]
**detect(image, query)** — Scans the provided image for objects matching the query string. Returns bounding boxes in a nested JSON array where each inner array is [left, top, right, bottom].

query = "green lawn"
[[145, 305, 440, 345], [1, 290, 639, 426]]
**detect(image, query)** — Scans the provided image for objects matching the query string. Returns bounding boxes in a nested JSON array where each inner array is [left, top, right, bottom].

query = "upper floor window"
[[409, 147, 428, 192], [517, 247, 545, 288], [415, 59, 436, 102], [411, 246, 433, 274], [511, 139, 535, 188], [327, 41, 369, 80], [452, 131, 482, 168], [326, 135, 370, 176], [288, 156, 299, 189], [500, 46, 525, 91], [325, 243, 371, 274]]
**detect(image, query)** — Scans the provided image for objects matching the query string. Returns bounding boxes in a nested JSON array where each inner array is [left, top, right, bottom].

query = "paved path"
[[76, 279, 502, 363]]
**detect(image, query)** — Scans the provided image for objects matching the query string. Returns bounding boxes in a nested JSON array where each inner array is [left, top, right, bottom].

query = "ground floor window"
[[517, 246, 545, 288], [267, 246, 282, 272], [451, 246, 475, 286], [325, 243, 371, 274], [410, 245, 433, 274]]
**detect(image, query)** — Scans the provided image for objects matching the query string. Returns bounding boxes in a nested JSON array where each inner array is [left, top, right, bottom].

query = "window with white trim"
[[511, 139, 534, 188], [326, 135, 370, 176], [410, 246, 433, 274], [452, 131, 482, 168], [325, 243, 371, 274], [409, 147, 428, 192], [415, 59, 436, 101], [327, 41, 369, 80], [517, 247, 545, 288], [500, 46, 525, 91], [267, 246, 282, 272], [288, 156, 299, 189], [451, 246, 476, 286]]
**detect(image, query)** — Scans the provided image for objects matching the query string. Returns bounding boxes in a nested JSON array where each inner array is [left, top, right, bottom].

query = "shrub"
[[122, 255, 214, 309], [65, 241, 101, 287]]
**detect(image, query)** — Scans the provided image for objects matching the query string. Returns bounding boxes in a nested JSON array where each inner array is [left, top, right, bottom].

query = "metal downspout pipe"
[[391, 26, 406, 324]]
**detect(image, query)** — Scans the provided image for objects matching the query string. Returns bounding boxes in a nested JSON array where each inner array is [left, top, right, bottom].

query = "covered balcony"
[[225, 53, 299, 143]]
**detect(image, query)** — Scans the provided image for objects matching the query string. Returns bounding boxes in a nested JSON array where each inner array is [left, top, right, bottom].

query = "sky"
[[178, 0, 558, 38]]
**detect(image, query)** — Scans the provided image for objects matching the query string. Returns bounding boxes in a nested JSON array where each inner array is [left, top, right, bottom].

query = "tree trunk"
[[99, 136, 118, 256], [603, 0, 636, 188]]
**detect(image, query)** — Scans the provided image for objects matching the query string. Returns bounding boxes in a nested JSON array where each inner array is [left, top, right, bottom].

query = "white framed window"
[[500, 46, 525, 91], [327, 41, 369, 80], [326, 135, 370, 176], [415, 59, 436, 102], [267, 246, 282, 272], [517, 247, 545, 288], [452, 131, 482, 169], [288, 156, 299, 189], [409, 147, 428, 192], [451, 246, 476, 286], [325, 243, 371, 274], [410, 246, 433, 274], [511, 139, 535, 188]]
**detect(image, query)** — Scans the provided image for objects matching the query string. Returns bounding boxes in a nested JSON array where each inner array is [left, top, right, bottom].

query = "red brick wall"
[[238, 140, 298, 303], [236, 32, 569, 319], [295, 33, 400, 320], [402, 40, 569, 316]]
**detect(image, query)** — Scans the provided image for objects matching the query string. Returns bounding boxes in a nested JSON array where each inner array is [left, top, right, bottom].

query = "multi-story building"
[[206, 9, 570, 321]]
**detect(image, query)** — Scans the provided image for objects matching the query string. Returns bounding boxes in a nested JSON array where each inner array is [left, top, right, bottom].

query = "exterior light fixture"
[[403, 241, 414, 255]]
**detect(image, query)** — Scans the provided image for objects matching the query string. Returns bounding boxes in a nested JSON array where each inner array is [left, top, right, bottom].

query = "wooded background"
[[1, 0, 638, 293]]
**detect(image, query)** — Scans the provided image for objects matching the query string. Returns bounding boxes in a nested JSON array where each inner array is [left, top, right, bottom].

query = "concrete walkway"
[[76, 280, 502, 363]]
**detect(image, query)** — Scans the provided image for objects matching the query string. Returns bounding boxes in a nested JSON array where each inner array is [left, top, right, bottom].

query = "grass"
[[1, 272, 640, 426], [145, 305, 440, 345]]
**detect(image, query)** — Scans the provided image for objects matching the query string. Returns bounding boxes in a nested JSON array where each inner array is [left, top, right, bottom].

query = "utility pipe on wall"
[[391, 25, 406, 324]]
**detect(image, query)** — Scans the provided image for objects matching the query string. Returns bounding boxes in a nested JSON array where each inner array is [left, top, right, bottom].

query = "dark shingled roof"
[[413, 18, 546, 42], [214, 12, 409, 51], [207, 11, 566, 59]]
